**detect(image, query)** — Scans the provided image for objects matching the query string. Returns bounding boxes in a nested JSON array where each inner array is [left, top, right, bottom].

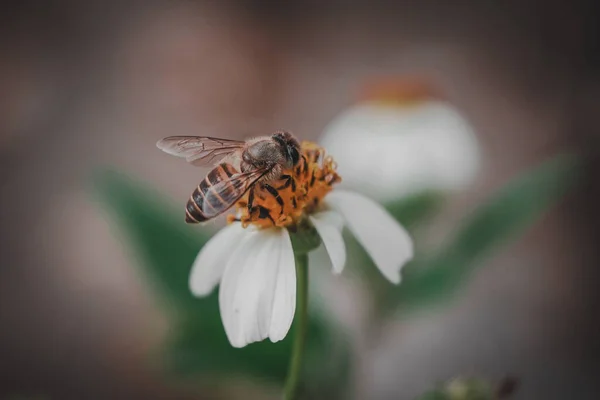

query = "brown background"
[[0, 1, 599, 399]]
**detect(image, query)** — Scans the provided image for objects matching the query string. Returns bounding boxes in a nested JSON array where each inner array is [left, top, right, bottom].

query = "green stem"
[[283, 252, 309, 400]]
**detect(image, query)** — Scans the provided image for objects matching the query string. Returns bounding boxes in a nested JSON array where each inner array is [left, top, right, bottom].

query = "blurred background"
[[1, 1, 599, 399]]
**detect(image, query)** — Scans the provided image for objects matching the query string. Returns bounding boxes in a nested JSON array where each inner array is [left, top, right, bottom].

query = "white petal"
[[310, 212, 346, 274], [219, 228, 296, 348], [326, 190, 413, 284], [311, 209, 345, 231], [320, 101, 479, 201], [189, 223, 246, 297], [268, 229, 296, 342]]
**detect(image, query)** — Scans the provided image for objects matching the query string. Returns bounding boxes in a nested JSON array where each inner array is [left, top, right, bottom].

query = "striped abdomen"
[[186, 163, 237, 223]]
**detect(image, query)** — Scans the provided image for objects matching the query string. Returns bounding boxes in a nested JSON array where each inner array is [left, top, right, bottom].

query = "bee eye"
[[287, 145, 300, 166]]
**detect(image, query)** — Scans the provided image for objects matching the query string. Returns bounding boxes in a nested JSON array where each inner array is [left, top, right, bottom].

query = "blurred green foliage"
[[418, 392, 451, 400], [417, 379, 493, 400], [386, 191, 444, 230], [391, 153, 581, 311], [92, 170, 211, 314], [92, 170, 349, 395], [348, 154, 581, 317], [417, 376, 518, 400]]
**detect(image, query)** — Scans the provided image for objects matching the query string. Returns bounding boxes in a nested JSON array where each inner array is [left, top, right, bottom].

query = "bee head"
[[272, 131, 301, 169]]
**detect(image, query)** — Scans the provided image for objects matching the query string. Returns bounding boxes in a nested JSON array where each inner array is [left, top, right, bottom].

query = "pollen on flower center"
[[227, 141, 341, 229]]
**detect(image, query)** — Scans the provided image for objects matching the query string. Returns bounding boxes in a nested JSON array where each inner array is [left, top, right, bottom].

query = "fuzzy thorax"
[[227, 141, 341, 229]]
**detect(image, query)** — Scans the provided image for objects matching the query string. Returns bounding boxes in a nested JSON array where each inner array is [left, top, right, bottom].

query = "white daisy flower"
[[320, 79, 480, 202], [189, 142, 413, 348]]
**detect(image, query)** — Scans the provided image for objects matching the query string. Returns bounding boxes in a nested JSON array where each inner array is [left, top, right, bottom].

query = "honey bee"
[[157, 131, 301, 223]]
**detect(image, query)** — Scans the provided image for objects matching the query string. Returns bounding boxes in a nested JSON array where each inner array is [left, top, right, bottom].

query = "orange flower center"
[[227, 141, 341, 229], [357, 77, 441, 107]]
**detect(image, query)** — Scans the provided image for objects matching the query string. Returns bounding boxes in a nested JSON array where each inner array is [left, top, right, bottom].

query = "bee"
[[157, 131, 302, 223]]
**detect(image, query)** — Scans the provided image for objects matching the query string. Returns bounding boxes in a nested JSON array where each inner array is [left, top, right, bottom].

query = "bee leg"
[[275, 175, 291, 190], [295, 155, 308, 177], [276, 174, 296, 192], [247, 187, 255, 214], [263, 184, 284, 215], [309, 169, 317, 187], [257, 205, 275, 224]]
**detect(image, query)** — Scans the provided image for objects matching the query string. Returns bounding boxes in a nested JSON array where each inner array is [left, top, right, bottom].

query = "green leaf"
[[390, 153, 581, 310], [91, 169, 212, 313], [417, 391, 451, 400], [165, 307, 333, 383], [417, 377, 503, 400], [386, 191, 444, 230], [91, 169, 349, 390]]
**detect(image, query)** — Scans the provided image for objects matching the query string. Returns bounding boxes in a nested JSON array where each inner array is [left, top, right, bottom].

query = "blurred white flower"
[[188, 143, 413, 348], [320, 87, 480, 202]]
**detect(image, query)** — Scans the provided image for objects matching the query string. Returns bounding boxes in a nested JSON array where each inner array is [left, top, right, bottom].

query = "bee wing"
[[202, 167, 271, 218], [156, 136, 245, 167]]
